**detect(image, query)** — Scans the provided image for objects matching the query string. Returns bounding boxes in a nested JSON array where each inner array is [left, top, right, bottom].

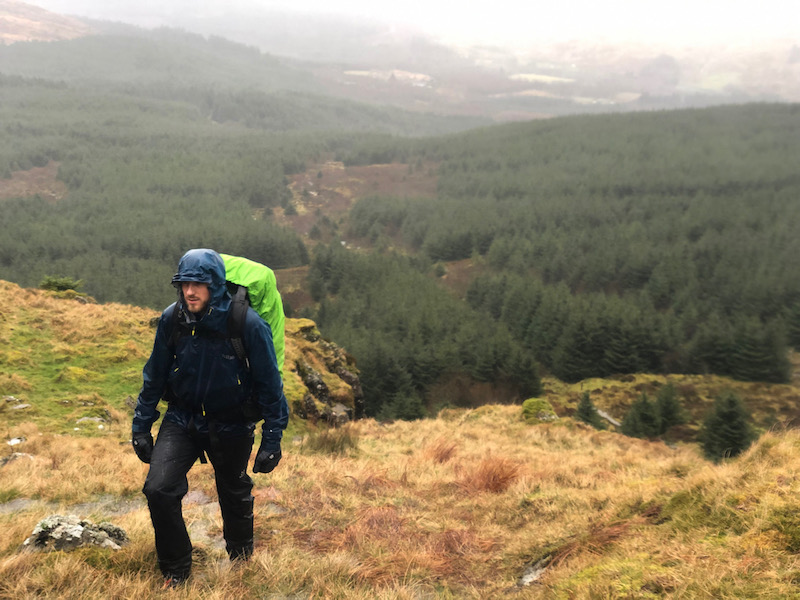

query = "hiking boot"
[[162, 573, 188, 589], [227, 544, 253, 562]]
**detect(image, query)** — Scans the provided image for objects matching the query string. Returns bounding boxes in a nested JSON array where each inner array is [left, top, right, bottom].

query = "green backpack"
[[220, 253, 285, 376]]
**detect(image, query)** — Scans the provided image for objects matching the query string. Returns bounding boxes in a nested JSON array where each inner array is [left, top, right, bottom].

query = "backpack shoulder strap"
[[167, 303, 182, 353], [228, 284, 250, 369]]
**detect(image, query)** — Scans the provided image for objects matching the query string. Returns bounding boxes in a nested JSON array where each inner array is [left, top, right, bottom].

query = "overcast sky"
[[32, 0, 800, 47]]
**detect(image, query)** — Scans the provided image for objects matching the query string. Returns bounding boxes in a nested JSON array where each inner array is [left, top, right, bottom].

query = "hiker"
[[131, 248, 288, 588]]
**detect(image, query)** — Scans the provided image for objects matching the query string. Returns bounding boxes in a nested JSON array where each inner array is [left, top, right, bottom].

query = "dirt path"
[[274, 160, 438, 238], [0, 162, 68, 202]]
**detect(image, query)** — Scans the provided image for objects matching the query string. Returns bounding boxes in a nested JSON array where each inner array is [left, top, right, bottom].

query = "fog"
[[27, 0, 800, 49]]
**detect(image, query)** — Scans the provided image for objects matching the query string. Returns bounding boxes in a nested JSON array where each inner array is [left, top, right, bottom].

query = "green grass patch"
[[0, 487, 22, 503], [556, 556, 675, 599], [656, 487, 748, 535]]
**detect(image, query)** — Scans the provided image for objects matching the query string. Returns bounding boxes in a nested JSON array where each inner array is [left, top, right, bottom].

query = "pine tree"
[[621, 393, 662, 439], [786, 301, 800, 350], [699, 391, 757, 462], [655, 383, 686, 434], [576, 391, 606, 430], [602, 323, 641, 376], [505, 350, 543, 399], [552, 313, 605, 383], [689, 314, 734, 376]]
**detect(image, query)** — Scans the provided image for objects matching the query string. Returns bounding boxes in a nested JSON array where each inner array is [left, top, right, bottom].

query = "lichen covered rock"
[[21, 514, 129, 552], [283, 318, 363, 423]]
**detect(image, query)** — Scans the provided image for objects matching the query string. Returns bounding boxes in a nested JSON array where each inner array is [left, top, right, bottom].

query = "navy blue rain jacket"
[[132, 249, 288, 444]]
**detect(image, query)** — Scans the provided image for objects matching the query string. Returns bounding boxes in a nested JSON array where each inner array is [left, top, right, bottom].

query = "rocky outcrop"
[[284, 319, 363, 424], [21, 514, 128, 552]]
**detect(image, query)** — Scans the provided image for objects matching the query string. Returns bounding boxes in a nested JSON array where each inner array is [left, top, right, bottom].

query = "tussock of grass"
[[422, 436, 458, 464], [456, 456, 521, 493], [0, 372, 32, 394], [300, 424, 360, 455]]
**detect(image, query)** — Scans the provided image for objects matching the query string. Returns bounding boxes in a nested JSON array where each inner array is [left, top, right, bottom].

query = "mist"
[[26, 0, 800, 52]]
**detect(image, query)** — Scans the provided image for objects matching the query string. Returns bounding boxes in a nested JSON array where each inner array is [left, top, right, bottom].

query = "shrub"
[[621, 393, 661, 439], [522, 397, 557, 424], [39, 275, 83, 292], [655, 383, 686, 433]]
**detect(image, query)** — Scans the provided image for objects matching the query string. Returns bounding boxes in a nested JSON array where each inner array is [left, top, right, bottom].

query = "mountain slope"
[[0, 0, 90, 44], [4, 279, 800, 596], [0, 280, 361, 434], [4, 393, 800, 596]]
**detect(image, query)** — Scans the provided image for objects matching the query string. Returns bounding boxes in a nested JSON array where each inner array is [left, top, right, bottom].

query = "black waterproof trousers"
[[142, 420, 255, 577]]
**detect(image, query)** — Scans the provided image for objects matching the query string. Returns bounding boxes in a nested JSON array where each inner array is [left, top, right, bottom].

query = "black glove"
[[132, 432, 154, 464], [253, 441, 281, 474]]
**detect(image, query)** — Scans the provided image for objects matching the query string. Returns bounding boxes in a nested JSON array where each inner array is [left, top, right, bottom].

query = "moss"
[[55, 366, 102, 384], [0, 487, 22, 503], [521, 397, 558, 424], [282, 369, 307, 405], [556, 556, 674, 599], [657, 487, 748, 535]]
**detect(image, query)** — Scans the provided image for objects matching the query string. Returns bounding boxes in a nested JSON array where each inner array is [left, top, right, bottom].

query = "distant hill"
[[0, 0, 91, 43], [2, 1, 797, 121]]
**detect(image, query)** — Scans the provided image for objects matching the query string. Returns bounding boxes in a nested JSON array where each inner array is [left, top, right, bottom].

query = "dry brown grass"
[[5, 406, 800, 597], [422, 436, 458, 464], [456, 456, 521, 493], [0, 372, 31, 393]]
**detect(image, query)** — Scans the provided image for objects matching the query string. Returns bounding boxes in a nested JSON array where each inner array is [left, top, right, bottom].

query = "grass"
[[5, 412, 800, 597], [0, 281, 154, 435], [300, 424, 360, 456]]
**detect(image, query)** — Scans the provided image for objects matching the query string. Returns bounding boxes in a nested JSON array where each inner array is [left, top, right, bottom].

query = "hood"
[[172, 248, 231, 319]]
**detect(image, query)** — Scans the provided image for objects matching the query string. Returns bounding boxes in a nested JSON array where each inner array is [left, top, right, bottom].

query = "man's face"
[[181, 281, 211, 314]]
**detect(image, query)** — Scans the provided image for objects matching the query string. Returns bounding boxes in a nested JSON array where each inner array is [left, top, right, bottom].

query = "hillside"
[[3, 289, 800, 597], [5, 279, 800, 596], [285, 104, 800, 419], [0, 0, 91, 44], [1, 100, 799, 421], [0, 280, 362, 435]]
